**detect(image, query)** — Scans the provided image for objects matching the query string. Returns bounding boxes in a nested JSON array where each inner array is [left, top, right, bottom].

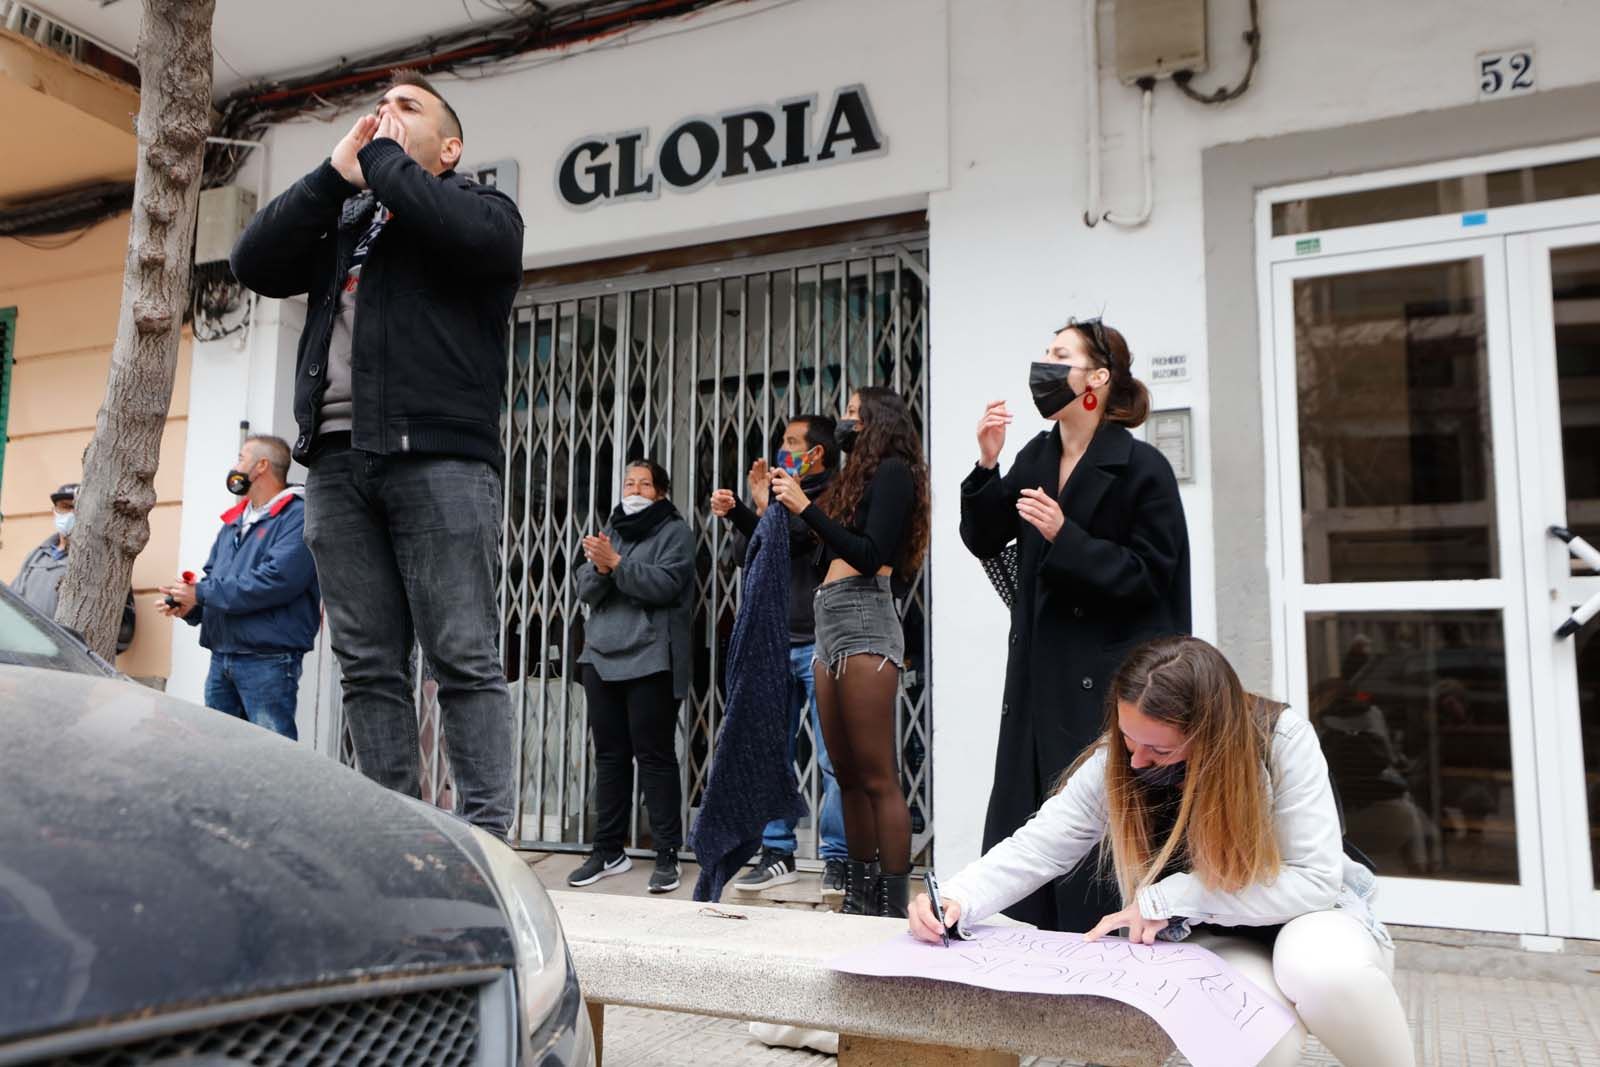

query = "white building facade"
[[162, 0, 1599, 942]]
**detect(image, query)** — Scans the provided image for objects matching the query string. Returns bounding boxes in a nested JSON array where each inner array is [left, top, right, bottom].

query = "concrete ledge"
[[552, 891, 1173, 1067]]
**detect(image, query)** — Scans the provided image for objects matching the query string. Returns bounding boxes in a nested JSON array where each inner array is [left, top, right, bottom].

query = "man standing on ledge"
[[231, 70, 525, 836]]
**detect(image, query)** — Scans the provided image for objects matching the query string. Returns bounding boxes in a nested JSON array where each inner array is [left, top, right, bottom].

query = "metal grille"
[[331, 648, 458, 811], [35, 983, 480, 1067], [0, 306, 14, 495], [499, 237, 934, 862]]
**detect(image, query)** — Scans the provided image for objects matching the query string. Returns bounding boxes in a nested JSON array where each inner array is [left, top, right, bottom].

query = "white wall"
[[173, 0, 1600, 872], [925, 0, 1600, 873]]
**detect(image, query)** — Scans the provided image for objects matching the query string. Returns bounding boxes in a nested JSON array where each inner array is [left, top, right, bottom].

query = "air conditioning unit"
[[195, 185, 257, 266]]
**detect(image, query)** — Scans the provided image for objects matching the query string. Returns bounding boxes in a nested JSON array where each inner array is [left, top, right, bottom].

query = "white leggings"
[[1188, 910, 1414, 1067]]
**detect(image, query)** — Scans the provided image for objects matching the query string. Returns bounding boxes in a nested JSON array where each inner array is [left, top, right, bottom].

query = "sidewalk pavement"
[[527, 851, 1600, 1066]]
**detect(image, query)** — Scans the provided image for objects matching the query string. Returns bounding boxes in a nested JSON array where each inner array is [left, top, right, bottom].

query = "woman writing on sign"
[[769, 386, 931, 919], [961, 317, 1190, 933], [910, 637, 1414, 1067]]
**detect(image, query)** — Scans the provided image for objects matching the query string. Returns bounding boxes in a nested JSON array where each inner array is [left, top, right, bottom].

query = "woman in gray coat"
[[568, 459, 696, 895]]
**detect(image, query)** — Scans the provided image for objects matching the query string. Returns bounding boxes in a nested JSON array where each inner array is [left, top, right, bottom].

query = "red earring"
[[1083, 392, 1098, 412]]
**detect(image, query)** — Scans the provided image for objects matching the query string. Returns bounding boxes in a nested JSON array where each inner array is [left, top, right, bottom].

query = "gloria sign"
[[556, 85, 886, 209]]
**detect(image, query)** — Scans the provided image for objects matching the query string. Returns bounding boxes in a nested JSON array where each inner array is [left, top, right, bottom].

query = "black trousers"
[[582, 666, 683, 853]]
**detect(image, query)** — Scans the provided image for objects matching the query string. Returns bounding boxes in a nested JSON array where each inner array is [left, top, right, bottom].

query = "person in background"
[[157, 436, 321, 740], [769, 387, 931, 918], [569, 459, 696, 895], [11, 482, 135, 654], [960, 317, 1190, 933], [912, 636, 1415, 1067], [710, 414, 849, 901]]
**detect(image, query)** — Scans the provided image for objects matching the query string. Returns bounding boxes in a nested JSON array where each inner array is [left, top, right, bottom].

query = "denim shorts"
[[812, 574, 905, 675]]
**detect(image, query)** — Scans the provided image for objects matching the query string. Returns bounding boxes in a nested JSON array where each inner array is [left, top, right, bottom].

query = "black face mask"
[[1029, 361, 1081, 419], [834, 419, 860, 454], [1133, 760, 1186, 789], [225, 469, 252, 497]]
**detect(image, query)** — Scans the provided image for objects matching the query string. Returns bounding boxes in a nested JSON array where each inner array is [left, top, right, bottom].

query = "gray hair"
[[244, 435, 292, 481]]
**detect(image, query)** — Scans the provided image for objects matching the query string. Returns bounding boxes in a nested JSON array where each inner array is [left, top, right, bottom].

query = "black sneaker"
[[567, 850, 631, 887], [648, 849, 680, 894], [819, 858, 847, 900], [732, 848, 797, 892]]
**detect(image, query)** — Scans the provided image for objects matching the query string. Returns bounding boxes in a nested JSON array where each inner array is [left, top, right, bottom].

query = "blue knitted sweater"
[[691, 505, 808, 900]]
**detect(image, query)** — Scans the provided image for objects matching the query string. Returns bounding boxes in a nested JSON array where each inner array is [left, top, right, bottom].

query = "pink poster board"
[[828, 925, 1296, 1067]]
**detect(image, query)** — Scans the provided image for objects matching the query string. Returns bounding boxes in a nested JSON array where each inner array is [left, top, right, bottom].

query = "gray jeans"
[[303, 448, 516, 836]]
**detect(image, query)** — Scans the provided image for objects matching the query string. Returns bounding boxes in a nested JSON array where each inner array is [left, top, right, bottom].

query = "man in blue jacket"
[[158, 435, 320, 740]]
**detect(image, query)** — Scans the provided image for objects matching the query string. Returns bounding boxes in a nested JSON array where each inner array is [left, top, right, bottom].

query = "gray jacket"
[[11, 536, 136, 653], [576, 514, 695, 699]]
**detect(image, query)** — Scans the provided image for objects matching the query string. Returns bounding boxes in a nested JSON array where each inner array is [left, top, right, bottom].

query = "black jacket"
[[960, 422, 1191, 930], [230, 140, 525, 466]]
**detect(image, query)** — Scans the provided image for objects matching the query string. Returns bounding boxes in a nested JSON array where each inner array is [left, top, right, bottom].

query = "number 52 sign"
[[1478, 47, 1535, 100]]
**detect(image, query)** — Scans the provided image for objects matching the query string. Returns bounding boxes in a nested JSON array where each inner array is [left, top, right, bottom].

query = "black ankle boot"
[[874, 872, 910, 919], [841, 859, 875, 915]]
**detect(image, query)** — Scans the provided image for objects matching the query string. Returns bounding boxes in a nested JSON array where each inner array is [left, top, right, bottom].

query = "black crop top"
[[799, 456, 914, 575]]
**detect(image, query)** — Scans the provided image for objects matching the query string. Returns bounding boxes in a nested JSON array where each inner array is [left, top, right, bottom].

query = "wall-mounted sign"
[[1149, 408, 1194, 484], [1149, 352, 1188, 384], [556, 84, 887, 209], [1477, 46, 1535, 101]]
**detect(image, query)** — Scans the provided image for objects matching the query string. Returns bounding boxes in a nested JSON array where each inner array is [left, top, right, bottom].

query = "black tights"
[[814, 653, 911, 874]]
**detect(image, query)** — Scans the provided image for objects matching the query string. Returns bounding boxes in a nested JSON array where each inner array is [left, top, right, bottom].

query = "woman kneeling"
[[910, 636, 1414, 1067]]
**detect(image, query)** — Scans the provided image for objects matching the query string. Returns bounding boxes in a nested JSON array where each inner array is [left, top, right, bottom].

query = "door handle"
[[1548, 526, 1600, 638]]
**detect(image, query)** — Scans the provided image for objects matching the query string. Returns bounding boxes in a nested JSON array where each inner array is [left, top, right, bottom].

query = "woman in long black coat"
[[960, 318, 1191, 932]]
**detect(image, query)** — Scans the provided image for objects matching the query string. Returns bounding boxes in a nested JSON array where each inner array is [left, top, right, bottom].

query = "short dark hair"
[[791, 414, 839, 471], [626, 458, 671, 496], [244, 435, 292, 481], [384, 69, 463, 142]]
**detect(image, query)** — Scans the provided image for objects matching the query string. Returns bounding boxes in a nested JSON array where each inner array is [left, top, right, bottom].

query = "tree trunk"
[[57, 0, 215, 661]]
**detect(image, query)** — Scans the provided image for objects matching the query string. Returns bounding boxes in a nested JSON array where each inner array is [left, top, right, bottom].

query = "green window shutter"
[[0, 307, 13, 498]]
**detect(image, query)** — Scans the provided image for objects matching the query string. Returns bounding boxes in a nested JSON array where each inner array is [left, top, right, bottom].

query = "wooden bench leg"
[[838, 1034, 1019, 1066], [588, 1002, 605, 1066]]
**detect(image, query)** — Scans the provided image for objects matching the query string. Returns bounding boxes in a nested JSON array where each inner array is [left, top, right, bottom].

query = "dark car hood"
[[0, 665, 515, 1044]]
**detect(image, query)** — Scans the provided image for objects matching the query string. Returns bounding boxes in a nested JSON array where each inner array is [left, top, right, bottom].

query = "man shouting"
[[231, 70, 524, 836]]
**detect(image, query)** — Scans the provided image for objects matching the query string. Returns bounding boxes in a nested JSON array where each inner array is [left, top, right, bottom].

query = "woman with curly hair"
[[769, 386, 930, 917]]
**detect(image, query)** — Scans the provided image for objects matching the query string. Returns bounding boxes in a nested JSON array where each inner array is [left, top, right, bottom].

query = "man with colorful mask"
[[709, 414, 849, 899], [10, 482, 136, 654], [157, 435, 321, 740]]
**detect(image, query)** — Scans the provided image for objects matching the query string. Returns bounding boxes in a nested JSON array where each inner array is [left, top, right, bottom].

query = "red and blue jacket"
[[184, 487, 320, 654]]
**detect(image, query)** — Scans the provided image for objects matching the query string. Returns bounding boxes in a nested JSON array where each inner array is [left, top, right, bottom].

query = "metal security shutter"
[[0, 307, 14, 498], [500, 237, 934, 862]]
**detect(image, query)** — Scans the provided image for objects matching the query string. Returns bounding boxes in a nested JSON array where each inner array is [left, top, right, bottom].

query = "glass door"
[[1269, 239, 1549, 931], [1512, 224, 1600, 939]]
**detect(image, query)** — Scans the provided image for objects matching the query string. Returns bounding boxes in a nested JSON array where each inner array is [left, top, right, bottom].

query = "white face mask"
[[620, 494, 653, 516], [54, 511, 76, 538]]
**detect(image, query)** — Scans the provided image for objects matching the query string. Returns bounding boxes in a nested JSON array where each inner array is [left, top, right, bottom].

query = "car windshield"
[[0, 588, 107, 674]]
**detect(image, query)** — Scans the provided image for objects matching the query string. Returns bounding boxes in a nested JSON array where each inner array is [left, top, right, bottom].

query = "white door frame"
[[1510, 222, 1600, 939], [1267, 237, 1548, 932]]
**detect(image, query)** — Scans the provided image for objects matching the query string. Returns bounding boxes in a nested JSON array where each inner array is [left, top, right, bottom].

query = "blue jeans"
[[303, 449, 517, 837], [762, 643, 847, 859], [205, 651, 303, 740]]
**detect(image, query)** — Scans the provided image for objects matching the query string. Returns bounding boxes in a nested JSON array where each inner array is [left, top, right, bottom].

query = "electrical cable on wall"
[[202, 0, 733, 188], [191, 261, 252, 342], [1172, 0, 1260, 105], [1083, 0, 1262, 228]]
